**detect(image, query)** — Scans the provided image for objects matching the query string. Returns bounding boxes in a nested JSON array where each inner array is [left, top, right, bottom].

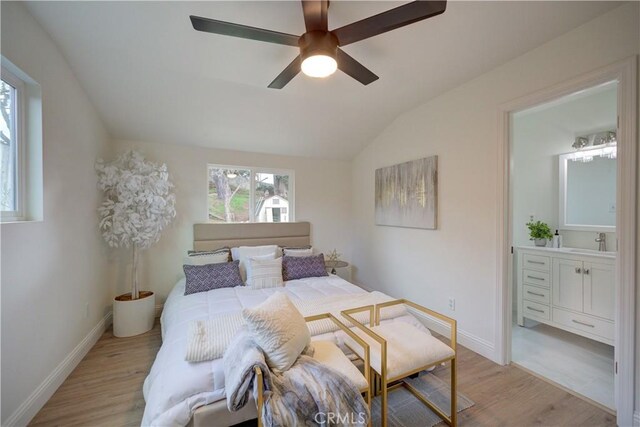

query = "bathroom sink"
[[565, 247, 617, 257]]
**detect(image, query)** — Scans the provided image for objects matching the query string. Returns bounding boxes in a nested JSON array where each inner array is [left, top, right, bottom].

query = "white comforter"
[[142, 276, 426, 426]]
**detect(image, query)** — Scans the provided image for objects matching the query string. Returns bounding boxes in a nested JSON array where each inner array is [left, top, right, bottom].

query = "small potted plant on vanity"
[[96, 150, 176, 337], [526, 220, 553, 247]]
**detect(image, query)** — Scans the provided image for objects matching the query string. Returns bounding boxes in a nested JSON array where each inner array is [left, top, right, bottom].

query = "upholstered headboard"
[[193, 222, 311, 252]]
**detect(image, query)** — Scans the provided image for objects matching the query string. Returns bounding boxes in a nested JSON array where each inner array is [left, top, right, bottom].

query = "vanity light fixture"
[[569, 130, 617, 162], [569, 145, 617, 162], [572, 137, 588, 150]]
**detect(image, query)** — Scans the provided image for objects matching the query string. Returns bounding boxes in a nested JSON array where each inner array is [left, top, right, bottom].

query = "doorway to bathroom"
[[511, 81, 617, 411], [496, 57, 637, 425]]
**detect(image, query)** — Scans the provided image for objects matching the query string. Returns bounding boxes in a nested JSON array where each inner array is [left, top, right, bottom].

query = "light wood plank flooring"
[[512, 320, 615, 410], [30, 322, 615, 427]]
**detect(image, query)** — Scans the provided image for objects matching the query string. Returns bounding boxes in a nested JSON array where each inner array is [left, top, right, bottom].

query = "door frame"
[[496, 56, 637, 424]]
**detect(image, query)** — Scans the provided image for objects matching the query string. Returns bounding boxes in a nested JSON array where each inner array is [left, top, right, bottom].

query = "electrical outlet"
[[529, 214, 535, 222], [448, 297, 455, 311]]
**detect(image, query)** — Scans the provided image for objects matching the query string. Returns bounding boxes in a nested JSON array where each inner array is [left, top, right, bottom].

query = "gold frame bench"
[[341, 300, 457, 427]]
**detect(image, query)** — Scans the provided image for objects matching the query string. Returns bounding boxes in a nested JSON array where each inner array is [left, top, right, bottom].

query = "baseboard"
[[4, 312, 112, 427], [409, 309, 496, 361], [633, 410, 640, 426]]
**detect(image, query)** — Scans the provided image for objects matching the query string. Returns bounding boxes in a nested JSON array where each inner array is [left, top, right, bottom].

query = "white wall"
[[512, 85, 617, 249], [350, 2, 638, 366], [1, 2, 112, 425], [110, 139, 353, 302]]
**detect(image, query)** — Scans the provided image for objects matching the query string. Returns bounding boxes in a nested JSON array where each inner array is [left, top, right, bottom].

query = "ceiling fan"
[[190, 1, 447, 89]]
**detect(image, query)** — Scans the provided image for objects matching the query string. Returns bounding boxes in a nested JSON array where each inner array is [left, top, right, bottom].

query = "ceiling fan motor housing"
[[299, 31, 338, 61]]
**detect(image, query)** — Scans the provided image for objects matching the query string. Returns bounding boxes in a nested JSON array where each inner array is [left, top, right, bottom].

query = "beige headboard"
[[193, 222, 311, 251]]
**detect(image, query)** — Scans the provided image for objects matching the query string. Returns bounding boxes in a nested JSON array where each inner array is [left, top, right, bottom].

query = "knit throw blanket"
[[224, 329, 369, 427], [186, 291, 405, 363]]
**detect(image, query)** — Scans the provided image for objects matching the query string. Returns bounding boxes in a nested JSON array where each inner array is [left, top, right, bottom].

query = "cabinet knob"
[[575, 267, 582, 274], [583, 268, 590, 275]]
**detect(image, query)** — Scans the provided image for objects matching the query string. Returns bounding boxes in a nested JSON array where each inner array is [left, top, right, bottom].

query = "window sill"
[[0, 218, 42, 225]]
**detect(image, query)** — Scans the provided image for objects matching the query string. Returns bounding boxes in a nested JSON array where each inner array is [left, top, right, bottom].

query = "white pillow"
[[231, 245, 279, 281], [243, 292, 310, 372], [245, 253, 277, 284], [183, 251, 229, 266], [283, 248, 313, 257], [247, 257, 284, 289]]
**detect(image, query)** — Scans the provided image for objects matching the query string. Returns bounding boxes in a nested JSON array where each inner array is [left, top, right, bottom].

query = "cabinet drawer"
[[523, 253, 550, 272], [523, 269, 550, 288], [552, 308, 614, 340], [523, 285, 550, 304], [523, 301, 550, 320]]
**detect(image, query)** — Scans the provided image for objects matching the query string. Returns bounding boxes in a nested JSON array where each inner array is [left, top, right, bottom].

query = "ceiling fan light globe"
[[301, 54, 337, 78]]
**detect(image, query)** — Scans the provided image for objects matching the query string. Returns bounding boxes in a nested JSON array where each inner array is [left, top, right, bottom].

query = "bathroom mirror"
[[559, 147, 616, 232]]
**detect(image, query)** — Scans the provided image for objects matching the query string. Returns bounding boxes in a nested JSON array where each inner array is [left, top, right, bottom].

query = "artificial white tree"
[[96, 150, 176, 299]]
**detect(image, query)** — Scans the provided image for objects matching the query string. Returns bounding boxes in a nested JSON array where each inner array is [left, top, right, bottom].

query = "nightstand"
[[325, 260, 348, 275]]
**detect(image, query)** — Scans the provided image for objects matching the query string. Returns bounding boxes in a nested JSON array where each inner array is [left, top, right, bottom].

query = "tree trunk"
[[132, 244, 139, 300], [274, 175, 288, 198], [211, 170, 233, 221], [211, 170, 230, 200]]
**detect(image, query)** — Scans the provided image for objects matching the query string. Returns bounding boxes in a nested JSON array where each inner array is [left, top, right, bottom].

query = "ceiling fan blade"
[[331, 1, 446, 47], [268, 56, 302, 89], [336, 49, 378, 85], [190, 15, 300, 47], [301, 0, 329, 32]]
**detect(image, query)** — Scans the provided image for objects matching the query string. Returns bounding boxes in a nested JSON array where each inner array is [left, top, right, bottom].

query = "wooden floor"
[[30, 322, 616, 427]]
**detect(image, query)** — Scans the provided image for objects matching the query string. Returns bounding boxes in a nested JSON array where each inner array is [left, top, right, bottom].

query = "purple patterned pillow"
[[282, 254, 328, 281], [183, 260, 243, 295]]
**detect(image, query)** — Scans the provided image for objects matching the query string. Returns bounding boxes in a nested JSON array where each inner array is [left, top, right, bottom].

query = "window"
[[208, 165, 294, 223], [1, 67, 24, 220]]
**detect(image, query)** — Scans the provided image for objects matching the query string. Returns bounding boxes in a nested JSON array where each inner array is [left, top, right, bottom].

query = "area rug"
[[370, 373, 474, 427]]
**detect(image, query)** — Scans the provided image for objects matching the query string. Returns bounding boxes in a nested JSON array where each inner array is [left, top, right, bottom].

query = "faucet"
[[595, 233, 607, 252]]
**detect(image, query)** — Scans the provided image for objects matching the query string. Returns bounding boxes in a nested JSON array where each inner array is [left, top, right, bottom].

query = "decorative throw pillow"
[[184, 250, 230, 266], [183, 260, 243, 295], [283, 247, 313, 257], [282, 254, 328, 281], [247, 257, 284, 289], [245, 253, 277, 284], [243, 292, 310, 372], [231, 245, 279, 281]]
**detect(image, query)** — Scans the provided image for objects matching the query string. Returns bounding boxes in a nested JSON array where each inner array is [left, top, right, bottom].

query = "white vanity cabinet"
[[517, 247, 615, 345]]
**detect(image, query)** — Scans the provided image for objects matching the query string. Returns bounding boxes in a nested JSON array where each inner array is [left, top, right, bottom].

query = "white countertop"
[[516, 245, 617, 259]]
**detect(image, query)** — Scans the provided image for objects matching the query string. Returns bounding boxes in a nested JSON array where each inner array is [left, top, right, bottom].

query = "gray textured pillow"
[[183, 260, 243, 295], [282, 254, 328, 281]]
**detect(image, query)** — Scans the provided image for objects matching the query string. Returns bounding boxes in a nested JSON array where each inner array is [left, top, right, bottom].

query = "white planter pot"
[[113, 291, 155, 337], [534, 238, 548, 247]]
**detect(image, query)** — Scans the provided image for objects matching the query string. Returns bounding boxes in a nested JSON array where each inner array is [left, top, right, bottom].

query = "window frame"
[[207, 164, 295, 223], [1, 66, 26, 222]]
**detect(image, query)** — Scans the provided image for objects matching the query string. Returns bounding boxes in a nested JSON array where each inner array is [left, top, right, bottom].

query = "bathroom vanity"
[[516, 246, 615, 345]]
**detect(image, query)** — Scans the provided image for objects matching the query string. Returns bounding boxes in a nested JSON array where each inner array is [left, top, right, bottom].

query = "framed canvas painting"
[[375, 156, 438, 229]]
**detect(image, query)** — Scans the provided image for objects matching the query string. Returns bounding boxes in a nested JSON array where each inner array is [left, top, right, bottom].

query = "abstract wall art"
[[375, 156, 438, 229]]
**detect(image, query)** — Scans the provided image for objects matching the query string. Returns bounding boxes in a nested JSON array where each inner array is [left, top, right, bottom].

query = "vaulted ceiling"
[[25, 1, 620, 159]]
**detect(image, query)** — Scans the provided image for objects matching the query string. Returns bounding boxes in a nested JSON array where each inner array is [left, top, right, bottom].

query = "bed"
[[142, 222, 428, 427]]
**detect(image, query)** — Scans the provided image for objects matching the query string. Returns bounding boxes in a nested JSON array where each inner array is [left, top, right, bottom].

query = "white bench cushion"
[[312, 340, 368, 391], [342, 323, 454, 380]]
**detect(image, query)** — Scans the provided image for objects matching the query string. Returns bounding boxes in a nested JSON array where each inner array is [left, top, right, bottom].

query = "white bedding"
[[142, 275, 427, 427]]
